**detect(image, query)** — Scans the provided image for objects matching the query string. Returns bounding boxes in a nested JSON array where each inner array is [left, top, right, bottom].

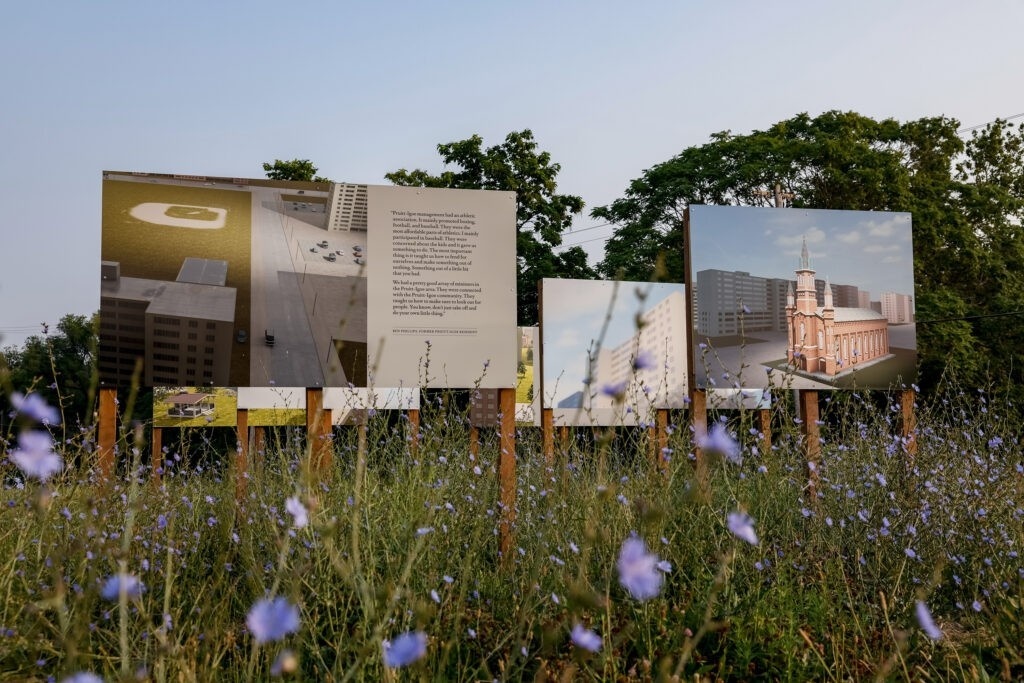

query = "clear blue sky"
[[2, 1, 1022, 348]]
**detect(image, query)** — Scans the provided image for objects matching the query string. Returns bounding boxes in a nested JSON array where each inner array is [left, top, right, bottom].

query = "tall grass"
[[1, 382, 1022, 681]]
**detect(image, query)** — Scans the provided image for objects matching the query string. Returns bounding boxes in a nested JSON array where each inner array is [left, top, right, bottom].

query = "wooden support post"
[[655, 409, 670, 471], [306, 388, 331, 473], [758, 408, 772, 455], [900, 389, 917, 457], [542, 408, 554, 465], [557, 426, 570, 457], [498, 388, 516, 560], [253, 426, 266, 457], [691, 390, 710, 502], [407, 409, 420, 456], [469, 425, 480, 459], [799, 390, 821, 495], [357, 420, 367, 464], [235, 408, 249, 500], [151, 427, 163, 482], [97, 387, 117, 483]]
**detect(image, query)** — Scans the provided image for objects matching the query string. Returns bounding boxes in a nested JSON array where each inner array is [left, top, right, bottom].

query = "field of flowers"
[[1, 384, 1022, 681]]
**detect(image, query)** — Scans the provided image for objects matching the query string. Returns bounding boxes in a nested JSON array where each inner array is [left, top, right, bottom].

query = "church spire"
[[800, 237, 810, 270]]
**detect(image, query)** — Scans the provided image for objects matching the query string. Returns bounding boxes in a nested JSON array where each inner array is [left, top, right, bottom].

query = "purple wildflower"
[[617, 536, 663, 601], [698, 422, 742, 465], [727, 511, 759, 546], [60, 674, 103, 683], [9, 430, 63, 481], [631, 350, 656, 372], [285, 496, 308, 529], [11, 392, 61, 425], [383, 631, 427, 668], [246, 597, 300, 644], [600, 381, 628, 400], [570, 623, 602, 652], [915, 600, 942, 640], [100, 574, 144, 601]]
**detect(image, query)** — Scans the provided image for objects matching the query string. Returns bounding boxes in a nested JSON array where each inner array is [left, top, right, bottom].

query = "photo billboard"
[[541, 279, 689, 426], [689, 205, 917, 391], [100, 173, 516, 391]]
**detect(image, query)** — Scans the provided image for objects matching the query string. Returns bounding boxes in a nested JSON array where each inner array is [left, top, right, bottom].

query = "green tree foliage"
[[386, 130, 596, 324], [1, 314, 98, 432], [594, 110, 1024, 394], [262, 158, 329, 183]]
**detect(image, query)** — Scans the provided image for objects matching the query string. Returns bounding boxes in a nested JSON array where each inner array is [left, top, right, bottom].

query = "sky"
[[690, 206, 915, 299], [2, 0, 1023, 349]]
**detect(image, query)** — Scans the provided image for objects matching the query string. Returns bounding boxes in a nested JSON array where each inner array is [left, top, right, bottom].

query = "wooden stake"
[[691, 390, 710, 502], [758, 408, 772, 455], [651, 409, 670, 472], [900, 389, 917, 457], [407, 409, 420, 457], [97, 387, 117, 482], [542, 408, 554, 465], [469, 425, 480, 459], [235, 408, 249, 499], [498, 388, 517, 560], [305, 388, 331, 472], [799, 390, 821, 494], [151, 427, 163, 482]]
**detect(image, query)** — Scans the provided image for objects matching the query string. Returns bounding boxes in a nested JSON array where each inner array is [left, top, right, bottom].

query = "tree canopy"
[[262, 158, 329, 183], [386, 129, 596, 324], [594, 110, 1024, 395]]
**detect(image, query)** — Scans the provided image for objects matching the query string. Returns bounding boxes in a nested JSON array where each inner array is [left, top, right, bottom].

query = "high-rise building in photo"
[[881, 291, 914, 324], [99, 259, 236, 386]]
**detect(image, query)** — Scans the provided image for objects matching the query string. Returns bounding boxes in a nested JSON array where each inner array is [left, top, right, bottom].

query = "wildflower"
[[570, 623, 602, 652], [11, 392, 61, 425], [270, 649, 298, 676], [9, 430, 63, 481], [416, 527, 434, 536], [246, 597, 300, 644], [727, 511, 759, 546], [617, 536, 663, 601], [600, 381, 627, 400], [632, 350, 655, 372], [285, 496, 308, 529], [61, 674, 103, 683], [100, 574, 144, 601], [698, 422, 741, 465], [915, 601, 942, 640], [972, 600, 982, 612], [382, 630, 427, 668], [430, 589, 440, 604]]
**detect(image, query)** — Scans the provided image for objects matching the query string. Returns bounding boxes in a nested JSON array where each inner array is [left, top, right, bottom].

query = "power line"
[[957, 112, 1024, 134]]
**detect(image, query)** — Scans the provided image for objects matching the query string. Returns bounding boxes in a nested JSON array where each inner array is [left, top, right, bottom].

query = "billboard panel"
[[541, 279, 689, 427], [152, 387, 238, 427], [689, 205, 917, 391], [366, 185, 517, 388], [100, 173, 516, 391]]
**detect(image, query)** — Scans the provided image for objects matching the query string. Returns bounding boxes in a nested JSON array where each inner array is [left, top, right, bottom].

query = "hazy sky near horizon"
[[2, 1, 1022, 349]]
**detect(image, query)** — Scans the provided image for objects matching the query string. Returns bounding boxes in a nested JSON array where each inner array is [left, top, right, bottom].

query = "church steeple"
[[824, 276, 834, 309], [800, 237, 810, 270]]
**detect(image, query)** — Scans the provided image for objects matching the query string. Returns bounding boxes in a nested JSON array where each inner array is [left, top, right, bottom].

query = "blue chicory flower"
[[570, 623, 602, 652], [915, 600, 942, 640], [11, 392, 61, 425], [617, 536, 663, 601], [383, 630, 427, 668], [246, 597, 300, 644], [10, 430, 63, 481], [727, 511, 759, 546]]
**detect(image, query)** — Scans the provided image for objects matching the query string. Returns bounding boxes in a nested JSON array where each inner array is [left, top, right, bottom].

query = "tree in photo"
[[262, 158, 329, 183]]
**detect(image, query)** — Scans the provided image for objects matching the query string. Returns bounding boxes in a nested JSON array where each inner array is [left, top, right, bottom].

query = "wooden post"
[[900, 389, 917, 457], [758, 408, 772, 455], [151, 427, 163, 482], [498, 388, 516, 560], [253, 426, 266, 457], [97, 387, 117, 482], [235, 408, 249, 499], [691, 390, 710, 502], [469, 425, 480, 459], [655, 409, 670, 471], [306, 388, 331, 472], [542, 408, 554, 465], [799, 390, 821, 495], [407, 408, 420, 456], [557, 426, 570, 457]]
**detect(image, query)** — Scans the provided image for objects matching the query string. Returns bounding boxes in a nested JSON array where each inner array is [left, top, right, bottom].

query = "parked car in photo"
[[318, 240, 329, 248], [236, 329, 248, 343], [265, 329, 275, 347], [324, 252, 337, 262]]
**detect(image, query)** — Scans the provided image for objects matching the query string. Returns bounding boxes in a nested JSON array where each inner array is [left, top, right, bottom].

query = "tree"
[[594, 110, 1024, 396], [386, 130, 596, 324], [262, 159, 329, 183], [1, 314, 99, 435]]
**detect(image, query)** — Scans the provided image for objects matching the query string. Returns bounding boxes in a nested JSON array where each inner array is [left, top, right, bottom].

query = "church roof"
[[829, 307, 887, 322]]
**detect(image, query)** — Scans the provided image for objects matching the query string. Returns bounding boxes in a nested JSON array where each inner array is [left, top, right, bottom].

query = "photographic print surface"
[[153, 387, 238, 428], [541, 279, 689, 426], [689, 205, 917, 391], [100, 173, 516, 391]]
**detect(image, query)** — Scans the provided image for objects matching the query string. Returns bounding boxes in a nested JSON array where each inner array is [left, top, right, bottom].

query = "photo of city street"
[[689, 205, 918, 391]]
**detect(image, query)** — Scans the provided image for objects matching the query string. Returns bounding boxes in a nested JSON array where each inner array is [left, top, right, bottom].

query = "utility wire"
[[957, 112, 1024, 134]]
